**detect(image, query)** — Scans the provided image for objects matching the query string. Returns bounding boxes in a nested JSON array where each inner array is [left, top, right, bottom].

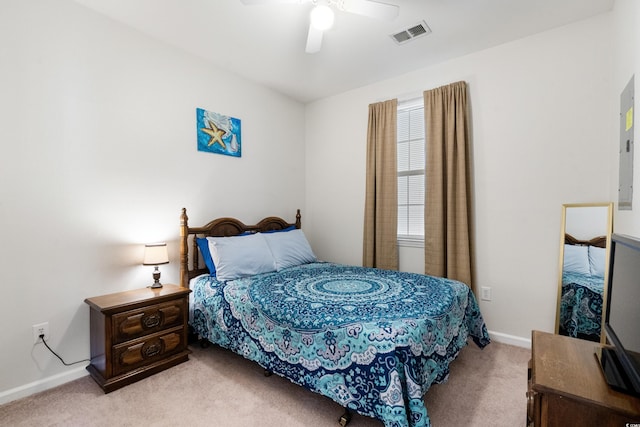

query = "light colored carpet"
[[0, 340, 529, 426]]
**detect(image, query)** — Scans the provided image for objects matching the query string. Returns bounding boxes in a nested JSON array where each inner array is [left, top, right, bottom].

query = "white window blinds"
[[397, 100, 425, 240]]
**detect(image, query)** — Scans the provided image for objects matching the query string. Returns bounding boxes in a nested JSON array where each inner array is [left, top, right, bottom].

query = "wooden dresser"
[[85, 284, 191, 393], [528, 330, 640, 426]]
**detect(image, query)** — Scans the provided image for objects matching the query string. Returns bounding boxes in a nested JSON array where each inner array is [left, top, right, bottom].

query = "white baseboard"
[[488, 330, 532, 349], [0, 366, 88, 406]]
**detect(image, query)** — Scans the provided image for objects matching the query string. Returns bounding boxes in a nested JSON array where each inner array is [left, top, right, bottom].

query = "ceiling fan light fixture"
[[310, 4, 335, 31]]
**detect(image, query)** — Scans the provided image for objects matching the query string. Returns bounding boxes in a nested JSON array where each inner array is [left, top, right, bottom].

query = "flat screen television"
[[598, 233, 640, 396]]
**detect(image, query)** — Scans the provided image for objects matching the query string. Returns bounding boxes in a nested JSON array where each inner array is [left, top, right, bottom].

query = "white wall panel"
[[0, 0, 305, 401], [305, 12, 617, 343]]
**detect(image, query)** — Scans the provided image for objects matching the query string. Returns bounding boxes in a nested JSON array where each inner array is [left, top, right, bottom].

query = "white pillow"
[[563, 244, 591, 276], [261, 229, 317, 271], [588, 246, 606, 278], [207, 233, 276, 281]]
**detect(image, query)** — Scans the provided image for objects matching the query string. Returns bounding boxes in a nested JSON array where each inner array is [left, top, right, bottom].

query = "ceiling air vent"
[[391, 21, 431, 45]]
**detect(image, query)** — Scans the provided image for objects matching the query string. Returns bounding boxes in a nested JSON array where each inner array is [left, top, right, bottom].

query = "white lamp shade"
[[143, 243, 169, 265]]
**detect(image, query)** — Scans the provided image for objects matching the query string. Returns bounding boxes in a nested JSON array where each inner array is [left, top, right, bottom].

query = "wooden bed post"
[[179, 208, 189, 289], [296, 209, 301, 229]]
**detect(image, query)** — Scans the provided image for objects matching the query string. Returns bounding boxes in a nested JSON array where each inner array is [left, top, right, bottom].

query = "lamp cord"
[[40, 334, 90, 366]]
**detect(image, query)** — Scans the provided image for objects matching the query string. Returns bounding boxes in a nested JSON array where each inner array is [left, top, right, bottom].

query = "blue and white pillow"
[[198, 227, 294, 275], [196, 237, 216, 275], [207, 233, 276, 281], [588, 246, 606, 278], [262, 229, 317, 271], [563, 244, 591, 276]]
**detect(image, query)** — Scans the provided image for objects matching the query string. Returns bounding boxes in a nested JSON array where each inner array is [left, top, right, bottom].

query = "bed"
[[179, 208, 490, 427], [558, 234, 607, 342]]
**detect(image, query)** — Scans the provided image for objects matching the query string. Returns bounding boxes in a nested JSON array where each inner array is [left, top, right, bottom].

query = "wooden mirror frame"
[[555, 202, 613, 344]]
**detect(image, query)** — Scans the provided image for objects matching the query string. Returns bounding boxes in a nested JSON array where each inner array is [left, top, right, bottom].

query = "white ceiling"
[[72, 0, 614, 104]]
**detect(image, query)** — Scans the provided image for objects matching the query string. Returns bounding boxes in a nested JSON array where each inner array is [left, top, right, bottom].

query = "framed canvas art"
[[196, 108, 241, 157]]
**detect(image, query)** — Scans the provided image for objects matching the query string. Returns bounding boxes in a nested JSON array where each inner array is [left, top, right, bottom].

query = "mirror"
[[555, 203, 613, 343]]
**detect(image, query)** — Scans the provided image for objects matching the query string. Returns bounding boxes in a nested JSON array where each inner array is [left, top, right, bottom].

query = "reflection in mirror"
[[555, 203, 613, 343]]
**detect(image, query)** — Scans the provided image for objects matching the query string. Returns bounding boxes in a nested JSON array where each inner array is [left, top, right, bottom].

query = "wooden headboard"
[[565, 233, 607, 248], [179, 208, 301, 288]]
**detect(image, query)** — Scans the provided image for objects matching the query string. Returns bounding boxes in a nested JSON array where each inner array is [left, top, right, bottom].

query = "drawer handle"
[[143, 342, 161, 358], [143, 313, 161, 329]]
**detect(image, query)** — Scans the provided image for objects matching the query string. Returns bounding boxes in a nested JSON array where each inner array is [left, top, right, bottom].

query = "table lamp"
[[143, 243, 169, 288]]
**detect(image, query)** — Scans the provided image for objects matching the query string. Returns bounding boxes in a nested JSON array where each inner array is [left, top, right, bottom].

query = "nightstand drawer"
[[112, 326, 186, 376], [112, 299, 186, 344]]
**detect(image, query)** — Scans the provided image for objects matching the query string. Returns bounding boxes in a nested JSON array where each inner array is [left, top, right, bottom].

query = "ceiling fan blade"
[[305, 24, 324, 54], [341, 0, 399, 21]]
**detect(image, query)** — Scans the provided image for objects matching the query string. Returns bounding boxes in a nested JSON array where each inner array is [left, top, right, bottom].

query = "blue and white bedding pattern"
[[559, 270, 604, 341], [191, 262, 490, 427]]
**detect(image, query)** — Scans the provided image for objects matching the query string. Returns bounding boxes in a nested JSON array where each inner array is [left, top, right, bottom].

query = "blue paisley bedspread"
[[559, 270, 604, 341], [190, 262, 490, 427]]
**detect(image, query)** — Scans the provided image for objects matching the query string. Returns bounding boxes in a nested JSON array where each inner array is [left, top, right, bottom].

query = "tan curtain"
[[363, 99, 398, 270], [423, 81, 474, 291]]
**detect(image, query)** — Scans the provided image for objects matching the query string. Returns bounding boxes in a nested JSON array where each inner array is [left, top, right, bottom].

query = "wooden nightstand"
[[527, 330, 640, 426], [85, 284, 191, 393]]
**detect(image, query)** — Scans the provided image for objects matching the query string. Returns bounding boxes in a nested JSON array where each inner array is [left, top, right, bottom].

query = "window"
[[397, 99, 425, 243]]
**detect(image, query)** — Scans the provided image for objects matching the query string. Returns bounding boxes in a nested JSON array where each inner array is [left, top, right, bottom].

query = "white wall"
[[564, 206, 610, 239], [0, 0, 305, 402], [304, 13, 616, 345]]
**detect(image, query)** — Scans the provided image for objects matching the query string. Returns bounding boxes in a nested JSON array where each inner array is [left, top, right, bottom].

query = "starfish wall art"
[[196, 107, 241, 157]]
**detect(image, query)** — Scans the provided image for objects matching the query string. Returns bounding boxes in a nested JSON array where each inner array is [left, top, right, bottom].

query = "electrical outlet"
[[480, 287, 492, 301], [32, 322, 50, 344]]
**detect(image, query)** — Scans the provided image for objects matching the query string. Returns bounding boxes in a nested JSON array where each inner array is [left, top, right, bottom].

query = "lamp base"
[[149, 267, 163, 289]]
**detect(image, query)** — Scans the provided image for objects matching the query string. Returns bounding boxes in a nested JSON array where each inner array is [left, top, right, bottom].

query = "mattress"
[[190, 261, 490, 427]]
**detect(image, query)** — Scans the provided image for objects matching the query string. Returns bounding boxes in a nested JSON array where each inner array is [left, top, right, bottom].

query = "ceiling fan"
[[240, 0, 400, 53]]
